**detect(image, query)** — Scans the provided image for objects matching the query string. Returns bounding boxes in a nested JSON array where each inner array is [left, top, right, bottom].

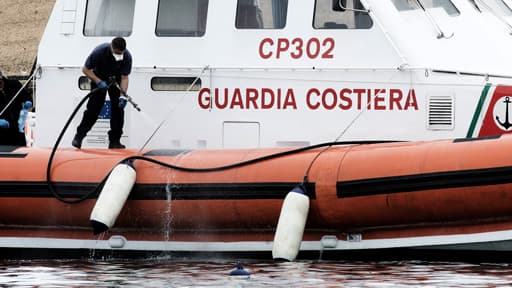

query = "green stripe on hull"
[[466, 83, 492, 138]]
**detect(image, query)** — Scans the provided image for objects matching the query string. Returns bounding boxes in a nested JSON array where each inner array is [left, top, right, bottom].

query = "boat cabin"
[[35, 0, 512, 149]]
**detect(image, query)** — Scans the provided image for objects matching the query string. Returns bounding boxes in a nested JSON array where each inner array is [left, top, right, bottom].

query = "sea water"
[[1, 259, 512, 287]]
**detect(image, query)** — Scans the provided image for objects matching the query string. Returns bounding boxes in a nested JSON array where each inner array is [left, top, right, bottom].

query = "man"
[[72, 37, 132, 149], [0, 70, 33, 146]]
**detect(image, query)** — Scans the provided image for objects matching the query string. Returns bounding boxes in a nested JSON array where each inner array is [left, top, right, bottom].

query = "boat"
[[5, 0, 512, 259], [3, 134, 512, 260]]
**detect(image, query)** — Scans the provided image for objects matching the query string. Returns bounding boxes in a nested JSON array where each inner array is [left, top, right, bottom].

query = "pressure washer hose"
[[46, 86, 397, 204], [46, 87, 106, 204]]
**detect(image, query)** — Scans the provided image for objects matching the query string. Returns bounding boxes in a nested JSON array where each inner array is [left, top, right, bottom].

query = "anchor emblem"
[[495, 96, 512, 130]]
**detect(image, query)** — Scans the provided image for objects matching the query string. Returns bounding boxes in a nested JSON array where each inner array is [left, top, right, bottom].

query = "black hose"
[[46, 87, 400, 204], [120, 140, 395, 173], [46, 87, 108, 204]]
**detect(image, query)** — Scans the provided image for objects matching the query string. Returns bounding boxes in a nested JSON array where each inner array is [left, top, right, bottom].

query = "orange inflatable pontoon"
[[1, 135, 512, 258]]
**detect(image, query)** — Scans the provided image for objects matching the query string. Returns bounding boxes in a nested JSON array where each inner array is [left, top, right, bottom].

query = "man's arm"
[[120, 75, 129, 95], [82, 66, 101, 85]]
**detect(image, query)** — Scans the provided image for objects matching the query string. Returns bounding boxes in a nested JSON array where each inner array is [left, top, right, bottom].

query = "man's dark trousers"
[[76, 84, 124, 143]]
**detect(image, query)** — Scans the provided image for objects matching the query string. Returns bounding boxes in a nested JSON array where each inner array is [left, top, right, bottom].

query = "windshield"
[[479, 0, 512, 17], [391, 0, 460, 16]]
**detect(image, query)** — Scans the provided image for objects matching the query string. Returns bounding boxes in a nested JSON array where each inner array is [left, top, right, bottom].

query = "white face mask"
[[113, 53, 124, 61]]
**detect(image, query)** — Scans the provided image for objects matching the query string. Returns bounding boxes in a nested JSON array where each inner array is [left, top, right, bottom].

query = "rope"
[[137, 65, 209, 154], [0, 68, 38, 118]]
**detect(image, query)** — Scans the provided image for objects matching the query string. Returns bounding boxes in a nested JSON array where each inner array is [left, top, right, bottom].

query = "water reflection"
[[1, 259, 512, 287]]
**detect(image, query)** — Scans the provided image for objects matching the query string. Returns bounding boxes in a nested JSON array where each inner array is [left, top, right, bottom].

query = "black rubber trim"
[[453, 134, 501, 143], [142, 149, 191, 156], [0, 145, 22, 153], [131, 182, 316, 200], [0, 181, 316, 200], [0, 152, 27, 158], [337, 165, 512, 198]]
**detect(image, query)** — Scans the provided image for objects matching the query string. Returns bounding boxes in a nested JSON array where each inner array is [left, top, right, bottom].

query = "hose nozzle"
[[111, 79, 141, 112], [126, 97, 141, 112]]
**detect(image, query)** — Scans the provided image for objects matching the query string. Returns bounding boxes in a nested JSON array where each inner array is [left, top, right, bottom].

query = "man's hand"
[[119, 97, 127, 109], [97, 80, 108, 90]]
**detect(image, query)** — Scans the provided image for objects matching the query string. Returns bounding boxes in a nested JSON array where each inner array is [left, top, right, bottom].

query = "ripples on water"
[[2, 258, 512, 287]]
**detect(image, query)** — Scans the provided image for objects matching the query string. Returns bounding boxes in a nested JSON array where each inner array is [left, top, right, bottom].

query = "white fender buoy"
[[272, 185, 310, 261], [90, 160, 136, 235]]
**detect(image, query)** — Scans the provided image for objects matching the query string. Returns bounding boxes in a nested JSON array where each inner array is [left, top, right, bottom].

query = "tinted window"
[[79, 76, 91, 90], [156, 0, 209, 37], [151, 77, 202, 91], [314, 0, 372, 29], [479, 0, 512, 17], [236, 0, 288, 29], [84, 0, 135, 36], [391, 0, 460, 16]]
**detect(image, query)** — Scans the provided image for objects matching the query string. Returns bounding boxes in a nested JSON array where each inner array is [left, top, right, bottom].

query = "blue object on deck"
[[229, 262, 250, 278]]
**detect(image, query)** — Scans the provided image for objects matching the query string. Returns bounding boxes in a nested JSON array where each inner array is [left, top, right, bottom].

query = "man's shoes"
[[108, 142, 126, 149], [72, 135, 83, 149]]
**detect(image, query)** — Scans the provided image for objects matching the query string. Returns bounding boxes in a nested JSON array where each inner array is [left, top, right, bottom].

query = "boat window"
[[467, 0, 481, 11], [391, 0, 460, 16], [156, 0, 209, 37], [235, 0, 288, 29], [313, 0, 373, 29], [504, 0, 512, 11], [480, 0, 512, 16], [79, 76, 91, 90], [83, 0, 135, 36], [151, 77, 202, 91]]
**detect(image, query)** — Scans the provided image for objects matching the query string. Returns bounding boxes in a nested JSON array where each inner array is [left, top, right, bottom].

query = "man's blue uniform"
[[75, 42, 132, 146]]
